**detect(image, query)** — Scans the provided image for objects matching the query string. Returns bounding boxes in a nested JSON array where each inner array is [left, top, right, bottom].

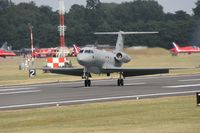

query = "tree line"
[[1, 0, 200, 49]]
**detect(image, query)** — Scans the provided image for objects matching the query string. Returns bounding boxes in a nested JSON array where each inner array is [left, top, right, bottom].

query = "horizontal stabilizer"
[[94, 31, 159, 35], [95, 31, 159, 52]]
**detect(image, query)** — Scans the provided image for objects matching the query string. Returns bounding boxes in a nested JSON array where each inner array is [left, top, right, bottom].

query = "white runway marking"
[[125, 82, 146, 86], [0, 90, 198, 109], [0, 90, 41, 95], [163, 84, 200, 88], [179, 79, 200, 82], [0, 87, 36, 92]]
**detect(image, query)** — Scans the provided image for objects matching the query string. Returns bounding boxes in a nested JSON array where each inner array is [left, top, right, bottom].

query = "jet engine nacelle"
[[115, 52, 131, 63]]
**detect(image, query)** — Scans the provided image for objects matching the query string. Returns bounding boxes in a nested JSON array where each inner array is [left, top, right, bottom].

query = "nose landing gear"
[[117, 79, 124, 86], [83, 71, 91, 87]]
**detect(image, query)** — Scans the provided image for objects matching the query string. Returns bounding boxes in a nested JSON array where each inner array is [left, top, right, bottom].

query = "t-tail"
[[94, 31, 159, 52]]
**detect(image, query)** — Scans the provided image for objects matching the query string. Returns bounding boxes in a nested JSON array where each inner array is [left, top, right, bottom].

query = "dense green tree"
[[86, 0, 101, 10], [174, 11, 190, 20], [0, 0, 199, 50], [0, 0, 12, 11]]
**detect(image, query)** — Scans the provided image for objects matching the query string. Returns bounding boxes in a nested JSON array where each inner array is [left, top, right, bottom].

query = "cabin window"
[[85, 50, 89, 53], [84, 50, 94, 54]]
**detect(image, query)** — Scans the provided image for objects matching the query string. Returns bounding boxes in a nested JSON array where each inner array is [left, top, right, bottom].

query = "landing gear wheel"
[[88, 80, 91, 87], [84, 80, 91, 87], [85, 80, 88, 87], [117, 79, 120, 86], [121, 79, 124, 86], [117, 79, 124, 86]]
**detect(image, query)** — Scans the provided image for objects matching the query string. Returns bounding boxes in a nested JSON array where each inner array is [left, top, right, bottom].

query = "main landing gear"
[[85, 79, 91, 87], [83, 71, 124, 87], [117, 72, 124, 86], [83, 71, 91, 87], [117, 79, 124, 86]]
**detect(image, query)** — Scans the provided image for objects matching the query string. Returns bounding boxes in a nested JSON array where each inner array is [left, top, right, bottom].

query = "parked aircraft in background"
[[32, 48, 56, 58], [32, 44, 80, 58], [0, 42, 16, 58], [43, 31, 169, 87], [72, 44, 81, 56], [170, 42, 200, 56]]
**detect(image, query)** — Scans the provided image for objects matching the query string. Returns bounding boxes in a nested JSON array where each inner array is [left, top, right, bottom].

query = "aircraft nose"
[[77, 54, 94, 66], [77, 54, 88, 65]]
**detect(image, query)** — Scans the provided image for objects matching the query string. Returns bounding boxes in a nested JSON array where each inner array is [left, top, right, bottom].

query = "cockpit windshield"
[[80, 50, 84, 53], [84, 50, 94, 54], [79, 49, 94, 54]]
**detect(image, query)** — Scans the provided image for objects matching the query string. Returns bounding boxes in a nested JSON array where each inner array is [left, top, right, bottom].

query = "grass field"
[[1, 48, 200, 85], [0, 96, 200, 133]]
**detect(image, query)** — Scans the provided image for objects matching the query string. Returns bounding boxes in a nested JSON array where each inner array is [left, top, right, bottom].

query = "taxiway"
[[0, 74, 200, 110]]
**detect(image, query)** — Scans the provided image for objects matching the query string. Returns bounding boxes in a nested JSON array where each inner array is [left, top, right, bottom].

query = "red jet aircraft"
[[32, 44, 81, 58], [0, 42, 16, 58], [170, 42, 200, 56]]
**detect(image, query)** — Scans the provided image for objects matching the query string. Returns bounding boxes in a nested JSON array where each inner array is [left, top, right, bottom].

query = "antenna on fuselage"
[[94, 31, 159, 52]]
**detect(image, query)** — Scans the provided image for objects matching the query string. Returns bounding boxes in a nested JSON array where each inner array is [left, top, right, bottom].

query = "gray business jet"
[[43, 31, 169, 87]]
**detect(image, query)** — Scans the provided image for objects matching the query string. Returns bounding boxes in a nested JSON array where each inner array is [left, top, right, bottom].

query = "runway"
[[0, 74, 200, 110]]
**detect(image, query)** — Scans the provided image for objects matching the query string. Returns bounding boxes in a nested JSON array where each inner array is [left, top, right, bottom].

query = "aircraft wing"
[[43, 67, 84, 76], [43, 67, 169, 77], [101, 67, 169, 77]]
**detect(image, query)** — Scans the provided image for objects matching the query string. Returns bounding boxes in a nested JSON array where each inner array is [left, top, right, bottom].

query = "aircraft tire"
[[88, 80, 91, 87], [84, 80, 88, 87], [117, 79, 124, 86], [121, 79, 124, 86], [117, 79, 120, 86], [85, 80, 91, 87]]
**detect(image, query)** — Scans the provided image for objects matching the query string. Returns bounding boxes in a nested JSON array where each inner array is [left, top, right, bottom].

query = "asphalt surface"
[[0, 74, 200, 110]]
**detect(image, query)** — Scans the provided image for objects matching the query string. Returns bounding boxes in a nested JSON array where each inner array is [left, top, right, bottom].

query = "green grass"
[[1, 48, 200, 85], [0, 96, 200, 133]]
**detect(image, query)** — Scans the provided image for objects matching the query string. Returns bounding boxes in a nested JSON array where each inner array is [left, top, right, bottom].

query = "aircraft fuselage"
[[77, 47, 131, 74]]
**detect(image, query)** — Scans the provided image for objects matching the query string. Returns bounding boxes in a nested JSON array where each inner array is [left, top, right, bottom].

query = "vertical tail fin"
[[116, 32, 124, 51], [172, 42, 181, 52], [73, 44, 80, 56]]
